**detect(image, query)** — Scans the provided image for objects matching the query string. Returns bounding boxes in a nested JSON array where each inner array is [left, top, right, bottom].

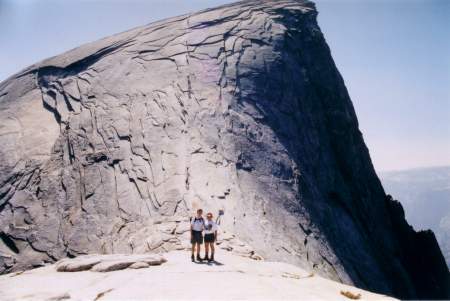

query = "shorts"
[[191, 230, 203, 244], [204, 233, 215, 243]]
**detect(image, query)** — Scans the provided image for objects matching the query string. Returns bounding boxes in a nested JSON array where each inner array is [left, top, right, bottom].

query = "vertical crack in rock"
[[0, 232, 20, 254], [0, 0, 448, 299]]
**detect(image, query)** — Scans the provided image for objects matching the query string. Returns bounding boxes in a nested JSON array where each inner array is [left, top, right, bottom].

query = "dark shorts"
[[191, 230, 203, 244], [204, 233, 215, 243]]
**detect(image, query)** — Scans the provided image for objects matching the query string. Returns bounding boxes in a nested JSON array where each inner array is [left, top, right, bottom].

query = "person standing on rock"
[[203, 212, 218, 262], [190, 208, 205, 262]]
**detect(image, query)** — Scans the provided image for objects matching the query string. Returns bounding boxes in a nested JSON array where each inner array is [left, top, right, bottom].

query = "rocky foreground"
[[0, 250, 397, 301]]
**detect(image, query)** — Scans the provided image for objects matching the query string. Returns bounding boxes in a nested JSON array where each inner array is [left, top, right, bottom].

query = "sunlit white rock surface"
[[0, 250, 397, 301]]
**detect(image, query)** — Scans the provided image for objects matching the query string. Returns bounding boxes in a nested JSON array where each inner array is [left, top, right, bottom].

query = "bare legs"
[[204, 242, 210, 260], [210, 242, 215, 256], [195, 243, 201, 257], [210, 242, 215, 261], [191, 242, 201, 261], [204, 242, 214, 261]]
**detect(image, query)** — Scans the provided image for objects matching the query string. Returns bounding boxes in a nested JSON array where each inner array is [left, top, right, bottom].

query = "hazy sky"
[[0, 0, 449, 171]]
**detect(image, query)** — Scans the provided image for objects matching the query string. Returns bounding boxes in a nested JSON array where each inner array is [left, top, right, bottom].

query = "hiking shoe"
[[203, 254, 209, 261], [210, 254, 214, 262], [191, 254, 195, 262], [196, 254, 202, 262]]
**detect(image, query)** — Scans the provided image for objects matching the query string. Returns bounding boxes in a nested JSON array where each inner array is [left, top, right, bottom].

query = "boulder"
[[56, 254, 166, 272]]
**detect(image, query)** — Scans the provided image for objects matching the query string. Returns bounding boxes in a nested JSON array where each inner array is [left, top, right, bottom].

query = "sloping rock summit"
[[0, 0, 448, 299], [0, 251, 398, 300]]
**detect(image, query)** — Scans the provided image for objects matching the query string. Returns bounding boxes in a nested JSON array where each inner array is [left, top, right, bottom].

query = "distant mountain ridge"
[[379, 166, 450, 268]]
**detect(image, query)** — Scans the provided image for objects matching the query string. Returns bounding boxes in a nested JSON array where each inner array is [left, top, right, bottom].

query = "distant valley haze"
[[380, 165, 450, 267]]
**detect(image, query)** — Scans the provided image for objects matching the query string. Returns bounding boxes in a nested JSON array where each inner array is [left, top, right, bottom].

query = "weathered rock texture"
[[0, 250, 398, 301], [55, 254, 166, 272], [0, 0, 448, 299]]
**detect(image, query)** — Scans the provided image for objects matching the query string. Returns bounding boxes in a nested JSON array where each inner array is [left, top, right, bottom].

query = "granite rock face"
[[0, 0, 448, 299]]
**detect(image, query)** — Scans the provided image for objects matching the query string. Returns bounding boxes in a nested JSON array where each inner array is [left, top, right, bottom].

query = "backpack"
[[190, 216, 205, 226]]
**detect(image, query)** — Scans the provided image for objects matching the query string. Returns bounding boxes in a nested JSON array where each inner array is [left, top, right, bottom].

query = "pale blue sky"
[[0, 0, 449, 171]]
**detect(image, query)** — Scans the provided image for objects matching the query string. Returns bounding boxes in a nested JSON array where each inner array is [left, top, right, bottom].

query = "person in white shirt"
[[190, 208, 205, 262], [203, 212, 218, 262]]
